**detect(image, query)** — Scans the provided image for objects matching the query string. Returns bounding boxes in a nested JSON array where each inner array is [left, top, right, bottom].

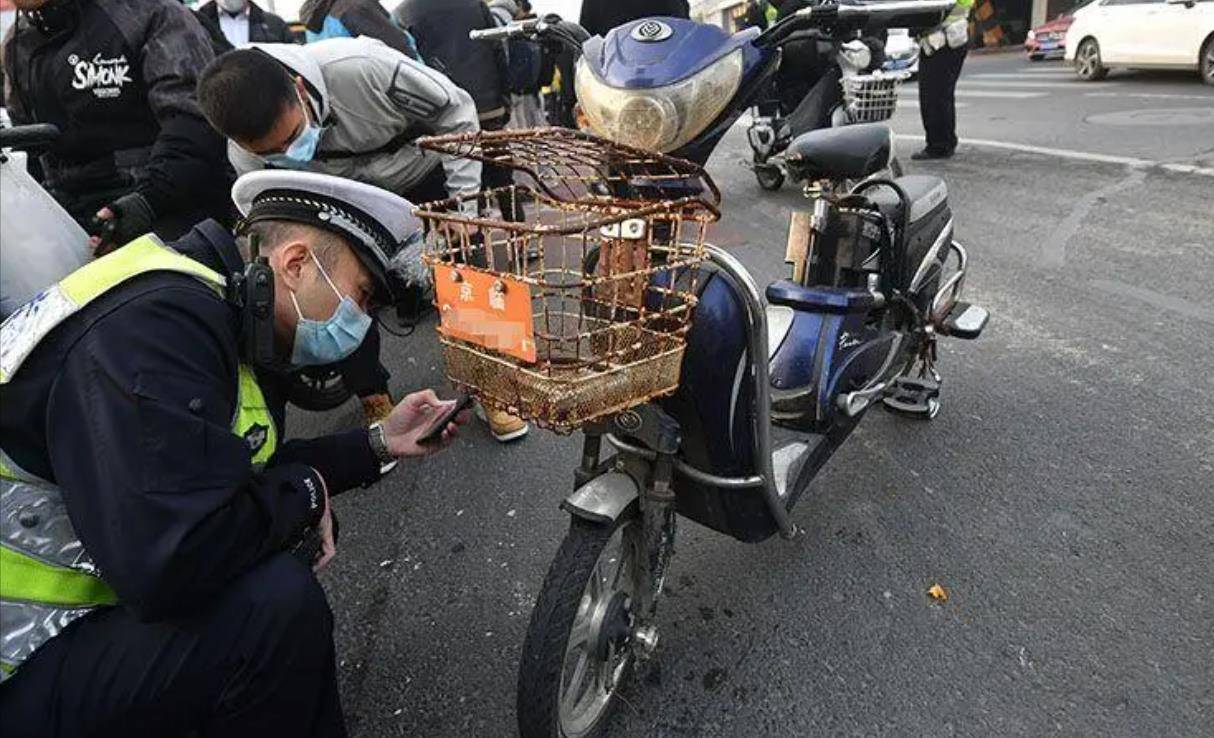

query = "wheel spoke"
[[585, 562, 602, 603], [562, 649, 592, 711], [567, 615, 594, 653], [589, 653, 608, 697]]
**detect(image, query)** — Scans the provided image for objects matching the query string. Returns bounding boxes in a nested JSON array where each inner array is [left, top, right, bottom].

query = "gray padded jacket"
[[228, 37, 481, 197]]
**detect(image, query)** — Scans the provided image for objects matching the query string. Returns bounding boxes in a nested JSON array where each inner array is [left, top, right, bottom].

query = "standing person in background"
[[299, 0, 419, 60], [578, 0, 689, 37], [913, 0, 972, 160], [196, 0, 294, 48], [2, 0, 232, 254], [391, 0, 508, 130], [487, 0, 547, 130], [745, 0, 778, 30], [391, 0, 519, 218]]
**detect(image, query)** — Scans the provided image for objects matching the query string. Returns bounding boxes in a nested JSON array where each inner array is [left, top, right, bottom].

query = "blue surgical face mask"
[[265, 92, 321, 169], [289, 252, 372, 366]]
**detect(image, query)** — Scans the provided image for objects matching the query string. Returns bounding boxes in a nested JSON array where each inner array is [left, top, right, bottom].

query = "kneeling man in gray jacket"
[[194, 36, 478, 426]]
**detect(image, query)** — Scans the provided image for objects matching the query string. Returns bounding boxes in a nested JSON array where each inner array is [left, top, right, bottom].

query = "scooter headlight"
[[574, 49, 744, 153]]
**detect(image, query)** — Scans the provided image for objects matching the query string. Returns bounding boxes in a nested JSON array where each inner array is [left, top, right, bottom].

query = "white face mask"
[[217, 0, 248, 13]]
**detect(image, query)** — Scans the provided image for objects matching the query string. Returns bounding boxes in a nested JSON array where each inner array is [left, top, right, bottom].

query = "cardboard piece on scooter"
[[785, 210, 812, 283]]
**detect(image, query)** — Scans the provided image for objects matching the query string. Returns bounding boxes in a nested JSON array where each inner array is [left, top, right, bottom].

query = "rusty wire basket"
[[415, 128, 720, 433]]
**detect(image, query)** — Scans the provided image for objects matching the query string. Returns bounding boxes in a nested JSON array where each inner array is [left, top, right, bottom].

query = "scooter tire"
[[517, 514, 639, 738]]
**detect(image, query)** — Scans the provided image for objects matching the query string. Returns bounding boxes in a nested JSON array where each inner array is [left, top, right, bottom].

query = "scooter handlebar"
[[0, 123, 61, 152], [760, 0, 955, 47], [469, 18, 541, 41]]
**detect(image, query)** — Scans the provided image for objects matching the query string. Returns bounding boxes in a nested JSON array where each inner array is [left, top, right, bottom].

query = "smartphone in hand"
[[416, 394, 474, 445]]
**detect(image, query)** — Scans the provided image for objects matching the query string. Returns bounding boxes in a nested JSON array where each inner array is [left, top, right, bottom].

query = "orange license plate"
[[433, 265, 536, 363]]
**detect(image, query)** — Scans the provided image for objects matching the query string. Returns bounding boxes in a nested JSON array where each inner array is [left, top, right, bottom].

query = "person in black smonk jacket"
[[578, 0, 689, 37], [2, 0, 232, 254]]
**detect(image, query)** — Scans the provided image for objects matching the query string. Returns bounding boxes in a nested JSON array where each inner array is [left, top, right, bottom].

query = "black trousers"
[[335, 162, 454, 398], [479, 114, 522, 220], [0, 553, 345, 738], [917, 44, 968, 153]]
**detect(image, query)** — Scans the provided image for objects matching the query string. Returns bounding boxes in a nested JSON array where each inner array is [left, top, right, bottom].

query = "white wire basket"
[[841, 71, 912, 123]]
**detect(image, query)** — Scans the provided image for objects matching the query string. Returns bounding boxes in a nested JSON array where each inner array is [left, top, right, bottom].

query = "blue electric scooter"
[[478, 4, 989, 736]]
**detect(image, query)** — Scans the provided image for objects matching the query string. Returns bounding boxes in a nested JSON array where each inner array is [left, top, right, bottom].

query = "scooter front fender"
[[561, 472, 640, 525]]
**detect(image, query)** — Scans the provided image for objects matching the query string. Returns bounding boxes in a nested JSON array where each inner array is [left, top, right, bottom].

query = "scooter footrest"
[[939, 301, 989, 340], [882, 376, 940, 416]]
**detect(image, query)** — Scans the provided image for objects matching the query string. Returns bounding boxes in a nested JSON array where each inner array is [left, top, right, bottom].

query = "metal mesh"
[[415, 129, 719, 433], [841, 71, 911, 123]]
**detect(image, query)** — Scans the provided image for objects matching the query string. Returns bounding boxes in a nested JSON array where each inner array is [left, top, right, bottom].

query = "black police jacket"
[[0, 222, 381, 620], [1, 0, 231, 229]]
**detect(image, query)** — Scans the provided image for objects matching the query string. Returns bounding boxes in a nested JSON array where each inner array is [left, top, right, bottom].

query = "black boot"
[[911, 147, 956, 161]]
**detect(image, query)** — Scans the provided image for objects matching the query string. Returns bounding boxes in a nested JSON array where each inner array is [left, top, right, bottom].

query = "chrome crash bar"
[[607, 245, 796, 539]]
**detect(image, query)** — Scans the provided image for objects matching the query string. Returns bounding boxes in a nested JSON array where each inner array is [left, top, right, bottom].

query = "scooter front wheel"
[[517, 514, 642, 738]]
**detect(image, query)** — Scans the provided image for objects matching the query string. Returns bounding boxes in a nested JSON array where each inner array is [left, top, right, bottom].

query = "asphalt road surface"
[[298, 52, 1214, 736]]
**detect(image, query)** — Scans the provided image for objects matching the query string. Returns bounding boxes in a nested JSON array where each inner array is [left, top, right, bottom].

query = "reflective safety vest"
[[0, 236, 278, 681], [919, 0, 974, 54]]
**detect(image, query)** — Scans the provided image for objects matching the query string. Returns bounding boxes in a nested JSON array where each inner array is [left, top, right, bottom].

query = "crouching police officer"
[[0, 170, 468, 737]]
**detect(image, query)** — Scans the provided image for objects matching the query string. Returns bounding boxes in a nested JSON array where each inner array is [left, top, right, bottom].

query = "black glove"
[[91, 191, 155, 254]]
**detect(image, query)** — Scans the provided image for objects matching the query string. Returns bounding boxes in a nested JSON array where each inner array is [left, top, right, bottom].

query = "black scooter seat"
[[785, 124, 892, 182], [865, 174, 950, 227]]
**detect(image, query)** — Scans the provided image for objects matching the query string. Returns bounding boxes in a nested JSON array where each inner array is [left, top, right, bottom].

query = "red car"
[[1026, 12, 1075, 61]]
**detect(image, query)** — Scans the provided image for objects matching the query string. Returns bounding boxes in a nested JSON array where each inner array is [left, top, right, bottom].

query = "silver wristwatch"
[[367, 423, 398, 475]]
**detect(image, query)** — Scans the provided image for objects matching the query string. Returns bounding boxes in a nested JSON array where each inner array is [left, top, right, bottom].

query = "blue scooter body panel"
[[769, 310, 886, 427]]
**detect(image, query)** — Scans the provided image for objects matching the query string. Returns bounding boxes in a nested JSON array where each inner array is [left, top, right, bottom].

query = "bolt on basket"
[[415, 127, 721, 433], [841, 71, 911, 123]]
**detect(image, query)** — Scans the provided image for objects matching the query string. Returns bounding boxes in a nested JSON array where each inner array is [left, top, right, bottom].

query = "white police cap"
[[231, 170, 423, 303]]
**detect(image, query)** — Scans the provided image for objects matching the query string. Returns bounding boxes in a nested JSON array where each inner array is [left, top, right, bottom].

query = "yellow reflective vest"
[[0, 236, 278, 680], [919, 0, 974, 54]]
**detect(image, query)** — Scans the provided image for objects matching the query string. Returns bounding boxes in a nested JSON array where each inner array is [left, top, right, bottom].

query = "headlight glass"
[[575, 49, 744, 153]]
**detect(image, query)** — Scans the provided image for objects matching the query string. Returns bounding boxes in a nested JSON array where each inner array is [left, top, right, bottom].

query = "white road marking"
[[947, 89, 1050, 99], [1086, 91, 1214, 101], [1089, 279, 1214, 324], [957, 80, 1101, 89], [892, 133, 1214, 177], [897, 100, 972, 109], [1159, 162, 1214, 176], [967, 72, 1075, 79], [1009, 67, 1075, 74]]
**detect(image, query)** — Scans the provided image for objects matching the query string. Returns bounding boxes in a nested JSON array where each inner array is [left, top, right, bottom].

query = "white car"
[[1065, 0, 1214, 84]]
